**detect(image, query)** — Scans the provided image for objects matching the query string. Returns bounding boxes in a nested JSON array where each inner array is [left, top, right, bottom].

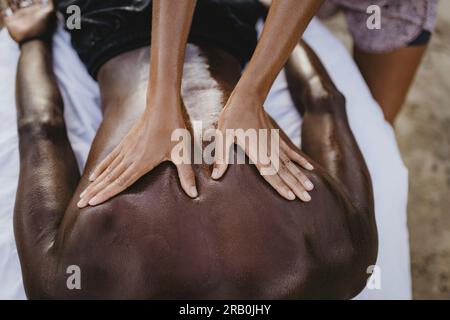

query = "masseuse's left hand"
[[211, 0, 323, 202], [212, 92, 314, 202]]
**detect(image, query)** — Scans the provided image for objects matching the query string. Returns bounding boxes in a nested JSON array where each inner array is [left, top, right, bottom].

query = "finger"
[[87, 165, 138, 207], [280, 152, 314, 191], [79, 155, 125, 201], [277, 162, 311, 202], [260, 170, 296, 201], [77, 162, 128, 208], [281, 139, 314, 170], [212, 132, 232, 180], [176, 163, 198, 198], [238, 138, 296, 201], [80, 157, 123, 201], [236, 132, 276, 176], [89, 146, 121, 181], [81, 153, 124, 197]]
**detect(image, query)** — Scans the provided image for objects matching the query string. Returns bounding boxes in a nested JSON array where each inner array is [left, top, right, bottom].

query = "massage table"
[[0, 18, 411, 299]]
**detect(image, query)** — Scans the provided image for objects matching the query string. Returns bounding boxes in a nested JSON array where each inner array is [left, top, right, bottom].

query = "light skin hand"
[[77, 95, 197, 208], [213, 94, 314, 202], [212, 0, 323, 202], [78, 0, 198, 208]]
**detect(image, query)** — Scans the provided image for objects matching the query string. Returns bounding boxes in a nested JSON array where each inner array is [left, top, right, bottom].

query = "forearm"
[[147, 0, 197, 108], [235, 0, 323, 103], [16, 40, 64, 129]]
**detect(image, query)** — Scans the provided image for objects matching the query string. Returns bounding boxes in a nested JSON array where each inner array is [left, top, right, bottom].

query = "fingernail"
[[287, 191, 296, 200], [305, 180, 314, 191], [190, 186, 198, 198], [211, 168, 219, 179], [302, 192, 311, 202], [89, 174, 95, 182], [306, 163, 314, 170], [77, 198, 88, 208], [88, 196, 100, 206]]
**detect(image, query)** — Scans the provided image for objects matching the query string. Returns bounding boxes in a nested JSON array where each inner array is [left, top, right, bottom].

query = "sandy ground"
[[323, 2, 450, 299]]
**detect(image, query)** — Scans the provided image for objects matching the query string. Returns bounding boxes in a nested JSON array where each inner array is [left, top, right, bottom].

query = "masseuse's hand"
[[77, 96, 198, 208], [212, 93, 314, 202], [2, 0, 55, 44]]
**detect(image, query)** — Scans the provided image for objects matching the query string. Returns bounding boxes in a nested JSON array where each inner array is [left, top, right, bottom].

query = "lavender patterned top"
[[319, 0, 439, 53]]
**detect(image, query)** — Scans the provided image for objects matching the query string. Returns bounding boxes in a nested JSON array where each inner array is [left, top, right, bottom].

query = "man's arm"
[[3, 1, 80, 296]]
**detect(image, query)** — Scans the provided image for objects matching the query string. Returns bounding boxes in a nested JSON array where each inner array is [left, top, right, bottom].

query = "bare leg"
[[14, 40, 80, 298], [354, 45, 427, 125], [285, 40, 375, 219]]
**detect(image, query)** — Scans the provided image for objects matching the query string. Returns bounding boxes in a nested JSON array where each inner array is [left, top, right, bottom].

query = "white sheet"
[[0, 19, 411, 300]]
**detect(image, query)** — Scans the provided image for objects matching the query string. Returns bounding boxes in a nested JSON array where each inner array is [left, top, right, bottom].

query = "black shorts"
[[58, 0, 264, 79], [407, 30, 432, 47]]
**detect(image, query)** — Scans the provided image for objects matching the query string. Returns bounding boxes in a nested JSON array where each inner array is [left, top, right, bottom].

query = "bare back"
[[39, 44, 377, 299]]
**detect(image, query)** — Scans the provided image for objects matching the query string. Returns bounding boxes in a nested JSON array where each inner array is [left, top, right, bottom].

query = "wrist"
[[20, 37, 52, 50], [227, 82, 266, 111], [232, 78, 269, 106], [224, 90, 264, 117], [144, 89, 183, 116]]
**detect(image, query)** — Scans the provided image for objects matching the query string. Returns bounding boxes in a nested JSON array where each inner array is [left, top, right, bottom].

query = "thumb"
[[176, 163, 198, 198], [212, 137, 232, 180]]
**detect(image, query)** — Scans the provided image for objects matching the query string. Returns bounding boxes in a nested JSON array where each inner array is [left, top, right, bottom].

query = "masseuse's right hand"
[[77, 94, 198, 208]]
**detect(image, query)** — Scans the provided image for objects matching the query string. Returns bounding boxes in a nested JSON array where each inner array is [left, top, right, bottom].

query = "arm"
[[212, 0, 323, 202], [79, 0, 198, 207], [4, 0, 79, 296], [237, 0, 323, 100]]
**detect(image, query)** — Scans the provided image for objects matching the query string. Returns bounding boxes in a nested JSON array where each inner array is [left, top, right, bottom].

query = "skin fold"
[[6, 1, 377, 299]]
